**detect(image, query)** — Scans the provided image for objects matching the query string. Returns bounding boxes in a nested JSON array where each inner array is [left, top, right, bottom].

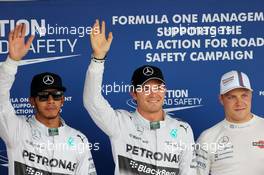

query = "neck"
[[36, 114, 61, 128], [226, 113, 253, 124], [137, 109, 164, 122]]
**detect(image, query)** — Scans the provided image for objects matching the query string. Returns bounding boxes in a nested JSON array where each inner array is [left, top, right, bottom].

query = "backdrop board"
[[0, 0, 264, 174]]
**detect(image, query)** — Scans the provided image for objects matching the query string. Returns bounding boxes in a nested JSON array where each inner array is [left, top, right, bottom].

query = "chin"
[[231, 116, 247, 122], [44, 114, 59, 119], [149, 108, 162, 113]]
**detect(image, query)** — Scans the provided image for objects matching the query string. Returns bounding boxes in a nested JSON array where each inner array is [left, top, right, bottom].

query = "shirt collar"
[[224, 114, 257, 129], [31, 116, 66, 136], [133, 110, 166, 130]]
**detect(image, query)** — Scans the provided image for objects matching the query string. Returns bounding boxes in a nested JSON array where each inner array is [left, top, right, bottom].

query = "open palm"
[[90, 20, 113, 59], [9, 24, 34, 61]]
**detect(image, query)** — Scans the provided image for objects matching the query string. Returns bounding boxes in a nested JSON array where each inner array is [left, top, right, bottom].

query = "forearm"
[[0, 56, 18, 103], [0, 57, 21, 146], [83, 59, 105, 108], [83, 59, 119, 136]]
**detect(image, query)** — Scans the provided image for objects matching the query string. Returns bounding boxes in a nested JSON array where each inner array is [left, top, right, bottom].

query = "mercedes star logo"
[[143, 67, 154, 76], [43, 75, 54, 85]]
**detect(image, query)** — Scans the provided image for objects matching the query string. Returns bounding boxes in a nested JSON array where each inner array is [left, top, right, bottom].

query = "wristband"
[[91, 54, 106, 63]]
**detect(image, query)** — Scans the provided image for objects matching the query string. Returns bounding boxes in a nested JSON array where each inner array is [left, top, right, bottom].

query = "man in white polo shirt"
[[196, 70, 264, 175]]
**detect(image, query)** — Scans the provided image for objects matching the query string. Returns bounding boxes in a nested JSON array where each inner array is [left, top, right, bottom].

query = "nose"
[[235, 97, 243, 106], [47, 95, 55, 103], [147, 88, 158, 97]]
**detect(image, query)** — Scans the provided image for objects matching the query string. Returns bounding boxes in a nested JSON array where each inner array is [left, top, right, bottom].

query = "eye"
[[242, 93, 249, 98], [158, 85, 166, 91], [143, 85, 150, 91], [226, 95, 235, 100]]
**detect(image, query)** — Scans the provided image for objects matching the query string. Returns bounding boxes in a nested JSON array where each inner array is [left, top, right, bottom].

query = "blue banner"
[[0, 0, 264, 174]]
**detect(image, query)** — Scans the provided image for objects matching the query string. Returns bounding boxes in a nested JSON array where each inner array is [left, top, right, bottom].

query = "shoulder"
[[254, 114, 264, 123], [65, 126, 89, 144], [115, 109, 132, 115], [115, 109, 134, 120], [22, 115, 34, 126], [252, 114, 264, 129], [197, 120, 225, 143], [166, 114, 193, 133]]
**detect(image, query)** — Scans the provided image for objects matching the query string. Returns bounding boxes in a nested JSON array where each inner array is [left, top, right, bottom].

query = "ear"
[[162, 85, 167, 94], [130, 91, 137, 100], [219, 95, 224, 106], [61, 96, 65, 106], [29, 97, 36, 107]]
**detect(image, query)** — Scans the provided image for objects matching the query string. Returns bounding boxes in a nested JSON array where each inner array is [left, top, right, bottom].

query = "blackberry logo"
[[26, 166, 43, 175], [129, 160, 138, 169], [26, 167, 35, 175]]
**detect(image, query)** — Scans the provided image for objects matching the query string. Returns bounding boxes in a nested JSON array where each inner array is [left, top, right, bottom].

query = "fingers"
[[101, 21, 105, 34], [90, 19, 113, 52], [21, 23, 26, 37], [107, 32, 113, 45], [25, 35, 35, 49], [91, 19, 98, 39], [14, 23, 22, 38], [11, 23, 26, 39], [13, 24, 19, 38], [8, 24, 22, 42], [9, 23, 31, 44], [8, 30, 14, 43], [93, 19, 99, 35], [91, 19, 112, 37]]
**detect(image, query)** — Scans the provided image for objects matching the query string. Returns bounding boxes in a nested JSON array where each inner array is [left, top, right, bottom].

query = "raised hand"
[[8, 23, 35, 61], [90, 20, 113, 59]]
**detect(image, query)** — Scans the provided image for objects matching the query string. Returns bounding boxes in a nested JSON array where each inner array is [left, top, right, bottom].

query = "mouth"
[[235, 108, 246, 111], [45, 106, 57, 111], [147, 99, 160, 103]]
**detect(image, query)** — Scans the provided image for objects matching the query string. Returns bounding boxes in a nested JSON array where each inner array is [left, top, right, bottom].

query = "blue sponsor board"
[[0, 0, 264, 174]]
